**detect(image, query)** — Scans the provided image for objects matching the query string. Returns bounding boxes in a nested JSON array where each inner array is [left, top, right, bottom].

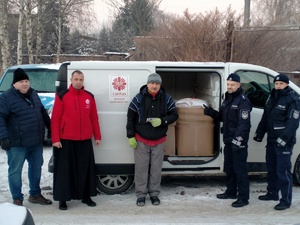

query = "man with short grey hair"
[[126, 72, 178, 206]]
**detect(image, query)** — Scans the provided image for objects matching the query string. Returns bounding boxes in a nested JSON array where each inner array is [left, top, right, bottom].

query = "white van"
[[56, 61, 300, 194]]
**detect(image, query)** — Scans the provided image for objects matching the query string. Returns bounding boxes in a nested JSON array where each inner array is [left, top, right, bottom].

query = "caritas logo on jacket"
[[85, 99, 91, 109]]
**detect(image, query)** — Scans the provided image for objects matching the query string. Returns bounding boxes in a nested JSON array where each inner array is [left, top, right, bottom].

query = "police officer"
[[254, 73, 300, 210], [204, 73, 252, 208]]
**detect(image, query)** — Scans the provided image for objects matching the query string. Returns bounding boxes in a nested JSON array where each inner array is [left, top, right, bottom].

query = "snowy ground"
[[1, 146, 300, 225]]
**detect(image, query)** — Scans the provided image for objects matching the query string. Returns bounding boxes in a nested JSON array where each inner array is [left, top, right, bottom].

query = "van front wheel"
[[294, 155, 300, 184], [96, 175, 134, 194]]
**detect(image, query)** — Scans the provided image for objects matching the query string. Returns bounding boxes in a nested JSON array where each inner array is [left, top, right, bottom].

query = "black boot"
[[59, 201, 67, 210]]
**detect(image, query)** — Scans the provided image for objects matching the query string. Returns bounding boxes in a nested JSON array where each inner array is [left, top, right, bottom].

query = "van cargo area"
[[158, 71, 221, 165]]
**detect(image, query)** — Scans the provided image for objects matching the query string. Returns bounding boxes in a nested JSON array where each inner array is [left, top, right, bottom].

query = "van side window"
[[0, 69, 57, 92], [236, 71, 272, 108]]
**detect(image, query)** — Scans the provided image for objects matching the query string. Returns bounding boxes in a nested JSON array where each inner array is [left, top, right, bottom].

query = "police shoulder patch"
[[293, 110, 300, 119], [241, 110, 249, 120]]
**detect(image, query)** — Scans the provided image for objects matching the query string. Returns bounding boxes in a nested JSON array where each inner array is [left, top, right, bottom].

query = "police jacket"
[[0, 86, 49, 147], [255, 86, 300, 146], [126, 85, 178, 140], [51, 85, 101, 143], [217, 87, 252, 144]]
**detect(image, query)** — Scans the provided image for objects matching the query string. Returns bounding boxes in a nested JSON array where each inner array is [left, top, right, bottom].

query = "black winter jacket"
[[255, 86, 300, 146], [126, 85, 178, 140], [0, 87, 50, 147], [214, 87, 252, 144]]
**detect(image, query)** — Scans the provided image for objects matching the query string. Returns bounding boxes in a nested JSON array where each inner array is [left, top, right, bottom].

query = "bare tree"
[[55, 0, 94, 62], [133, 8, 241, 62], [232, 0, 300, 71], [35, 0, 43, 63], [252, 0, 300, 25], [0, 0, 10, 72], [25, 0, 34, 63], [17, 0, 25, 65]]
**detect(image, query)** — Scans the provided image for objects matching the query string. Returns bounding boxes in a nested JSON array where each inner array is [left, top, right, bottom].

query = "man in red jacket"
[[51, 70, 101, 210]]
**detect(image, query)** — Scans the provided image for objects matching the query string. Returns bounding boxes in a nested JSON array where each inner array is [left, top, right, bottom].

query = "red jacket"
[[51, 85, 101, 143]]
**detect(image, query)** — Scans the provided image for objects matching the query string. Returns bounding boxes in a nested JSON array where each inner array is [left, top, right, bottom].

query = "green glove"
[[129, 137, 138, 148], [151, 118, 161, 127]]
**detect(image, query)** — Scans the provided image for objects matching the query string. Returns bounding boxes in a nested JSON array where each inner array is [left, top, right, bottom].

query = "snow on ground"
[[1, 146, 300, 225]]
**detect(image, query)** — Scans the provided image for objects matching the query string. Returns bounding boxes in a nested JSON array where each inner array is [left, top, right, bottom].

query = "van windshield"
[[0, 68, 57, 92]]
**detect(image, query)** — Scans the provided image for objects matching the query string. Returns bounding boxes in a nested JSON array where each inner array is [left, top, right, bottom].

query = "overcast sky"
[[93, 0, 245, 25]]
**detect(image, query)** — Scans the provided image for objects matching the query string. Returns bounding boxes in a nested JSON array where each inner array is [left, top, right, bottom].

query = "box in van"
[[55, 61, 300, 194]]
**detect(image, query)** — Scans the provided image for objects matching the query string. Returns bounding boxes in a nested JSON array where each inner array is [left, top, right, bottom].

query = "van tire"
[[293, 155, 300, 184], [96, 175, 134, 194]]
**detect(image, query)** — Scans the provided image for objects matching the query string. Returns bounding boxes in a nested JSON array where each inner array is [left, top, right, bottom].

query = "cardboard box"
[[176, 107, 214, 156], [164, 123, 176, 155]]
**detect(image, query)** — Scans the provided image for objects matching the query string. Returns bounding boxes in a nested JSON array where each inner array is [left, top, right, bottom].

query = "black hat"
[[227, 73, 240, 83], [147, 73, 162, 84], [274, 73, 289, 84], [13, 68, 29, 84]]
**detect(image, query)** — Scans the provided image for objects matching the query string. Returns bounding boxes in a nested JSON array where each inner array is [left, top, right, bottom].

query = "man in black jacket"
[[0, 68, 52, 206], [204, 73, 252, 208], [254, 74, 300, 210], [126, 73, 178, 206]]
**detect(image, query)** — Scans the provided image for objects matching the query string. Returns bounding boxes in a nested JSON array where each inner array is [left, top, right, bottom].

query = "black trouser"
[[223, 143, 249, 201], [266, 142, 293, 205]]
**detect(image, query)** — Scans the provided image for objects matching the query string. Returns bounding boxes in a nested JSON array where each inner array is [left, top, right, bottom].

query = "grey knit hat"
[[147, 73, 162, 84]]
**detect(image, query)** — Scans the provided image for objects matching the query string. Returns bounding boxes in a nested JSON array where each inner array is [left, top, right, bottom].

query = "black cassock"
[[53, 139, 97, 201]]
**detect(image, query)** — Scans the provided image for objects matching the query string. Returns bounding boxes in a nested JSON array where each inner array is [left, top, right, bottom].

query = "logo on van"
[[112, 77, 127, 91]]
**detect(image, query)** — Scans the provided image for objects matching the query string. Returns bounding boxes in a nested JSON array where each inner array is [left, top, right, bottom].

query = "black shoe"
[[216, 193, 237, 199], [150, 196, 160, 206], [274, 203, 290, 210], [28, 194, 52, 205], [231, 199, 249, 208], [258, 193, 279, 201], [82, 197, 96, 207], [136, 197, 145, 206], [13, 199, 23, 206], [59, 201, 67, 210]]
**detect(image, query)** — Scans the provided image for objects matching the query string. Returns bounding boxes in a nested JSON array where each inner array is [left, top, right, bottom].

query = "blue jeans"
[[6, 144, 44, 200]]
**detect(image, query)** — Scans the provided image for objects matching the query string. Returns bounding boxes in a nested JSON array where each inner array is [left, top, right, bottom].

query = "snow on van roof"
[[7, 63, 61, 70]]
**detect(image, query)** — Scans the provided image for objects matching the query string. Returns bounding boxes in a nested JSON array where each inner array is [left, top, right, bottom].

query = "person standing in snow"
[[204, 73, 252, 208], [51, 70, 101, 210], [0, 68, 52, 206], [254, 74, 300, 210], [126, 73, 178, 206]]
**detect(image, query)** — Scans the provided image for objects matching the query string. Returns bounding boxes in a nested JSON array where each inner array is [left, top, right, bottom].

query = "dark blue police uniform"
[[254, 85, 300, 209], [220, 87, 252, 202], [204, 75, 252, 208]]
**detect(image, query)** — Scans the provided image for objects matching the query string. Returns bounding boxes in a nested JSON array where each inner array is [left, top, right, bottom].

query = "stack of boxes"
[[164, 98, 214, 156]]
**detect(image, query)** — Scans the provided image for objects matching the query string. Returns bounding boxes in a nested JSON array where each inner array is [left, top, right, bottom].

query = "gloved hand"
[[203, 104, 218, 118], [129, 137, 138, 148], [276, 137, 286, 147], [253, 136, 262, 142], [1, 138, 11, 151], [231, 139, 242, 151], [150, 118, 161, 127]]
